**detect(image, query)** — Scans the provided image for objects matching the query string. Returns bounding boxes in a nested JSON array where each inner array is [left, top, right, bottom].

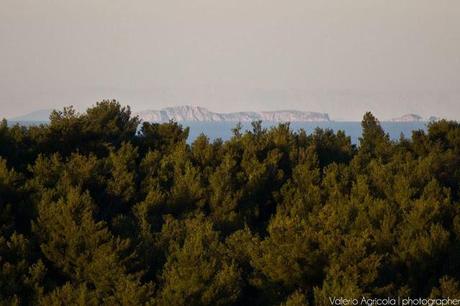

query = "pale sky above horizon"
[[1, 0, 460, 120]]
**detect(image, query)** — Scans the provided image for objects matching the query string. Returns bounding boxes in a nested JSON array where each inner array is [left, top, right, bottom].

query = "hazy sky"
[[1, 0, 460, 120]]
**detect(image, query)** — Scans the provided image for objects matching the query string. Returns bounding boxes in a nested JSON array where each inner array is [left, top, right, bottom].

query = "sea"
[[7, 120, 428, 145], [182, 121, 428, 144]]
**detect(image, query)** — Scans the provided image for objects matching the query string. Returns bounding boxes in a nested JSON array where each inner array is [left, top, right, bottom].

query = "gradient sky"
[[1, 0, 460, 120]]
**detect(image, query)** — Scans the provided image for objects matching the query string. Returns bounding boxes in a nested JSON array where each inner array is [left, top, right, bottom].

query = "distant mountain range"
[[7, 107, 441, 123], [136, 106, 331, 122], [9, 109, 53, 122]]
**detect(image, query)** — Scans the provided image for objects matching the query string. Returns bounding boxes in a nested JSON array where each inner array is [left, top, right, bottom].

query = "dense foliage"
[[1, 100, 460, 305]]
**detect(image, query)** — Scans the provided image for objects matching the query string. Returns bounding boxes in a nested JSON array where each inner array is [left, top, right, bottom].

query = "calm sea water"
[[8, 120, 428, 145], [183, 121, 428, 144]]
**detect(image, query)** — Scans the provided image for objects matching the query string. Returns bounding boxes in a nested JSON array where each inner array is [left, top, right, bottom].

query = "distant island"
[[8, 106, 330, 123], [136, 105, 330, 122], [389, 114, 424, 122], [7, 107, 442, 123], [389, 114, 439, 122]]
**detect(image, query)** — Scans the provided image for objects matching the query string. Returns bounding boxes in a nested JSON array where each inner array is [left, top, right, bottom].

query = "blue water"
[[182, 121, 428, 144], [8, 120, 428, 145]]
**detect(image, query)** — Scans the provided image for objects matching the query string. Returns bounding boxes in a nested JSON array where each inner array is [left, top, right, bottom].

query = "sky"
[[1, 0, 460, 120]]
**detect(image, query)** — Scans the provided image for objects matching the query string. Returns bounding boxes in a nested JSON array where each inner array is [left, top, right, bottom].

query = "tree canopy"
[[1, 100, 460, 305]]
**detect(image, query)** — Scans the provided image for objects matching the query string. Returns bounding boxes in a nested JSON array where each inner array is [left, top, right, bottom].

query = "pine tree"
[[158, 216, 242, 305], [33, 188, 153, 303]]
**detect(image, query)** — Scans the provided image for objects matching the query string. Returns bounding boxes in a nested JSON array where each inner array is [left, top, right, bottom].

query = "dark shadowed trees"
[[1, 101, 460, 305]]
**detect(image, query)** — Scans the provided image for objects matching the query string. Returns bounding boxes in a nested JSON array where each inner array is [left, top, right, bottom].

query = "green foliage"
[[158, 216, 241, 305], [106, 142, 139, 205], [1, 102, 460, 304], [0, 234, 45, 305]]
